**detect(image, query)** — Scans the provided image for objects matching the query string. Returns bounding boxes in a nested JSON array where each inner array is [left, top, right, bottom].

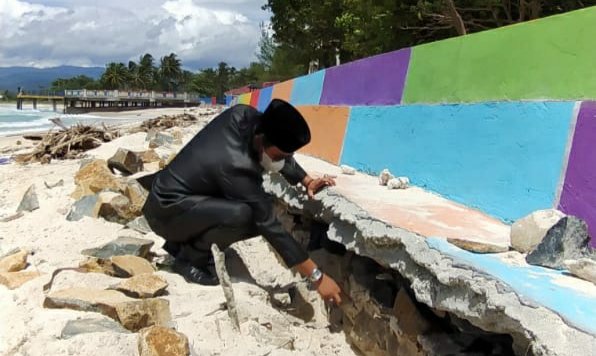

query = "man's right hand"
[[316, 274, 342, 305]]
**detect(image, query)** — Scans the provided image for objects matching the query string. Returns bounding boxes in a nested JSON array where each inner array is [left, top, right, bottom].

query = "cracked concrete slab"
[[263, 153, 596, 356]]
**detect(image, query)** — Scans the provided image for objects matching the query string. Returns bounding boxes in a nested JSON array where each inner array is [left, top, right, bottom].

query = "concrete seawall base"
[[263, 154, 596, 356]]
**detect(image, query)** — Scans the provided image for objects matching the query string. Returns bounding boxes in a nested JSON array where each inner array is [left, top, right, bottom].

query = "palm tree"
[[139, 53, 155, 89], [158, 53, 182, 91], [101, 62, 129, 89], [178, 70, 194, 92]]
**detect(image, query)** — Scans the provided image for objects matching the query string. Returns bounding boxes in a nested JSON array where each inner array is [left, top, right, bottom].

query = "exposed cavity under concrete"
[[263, 154, 596, 356]]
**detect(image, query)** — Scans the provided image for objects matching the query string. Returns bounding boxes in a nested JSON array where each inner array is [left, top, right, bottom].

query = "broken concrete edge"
[[263, 174, 596, 356]]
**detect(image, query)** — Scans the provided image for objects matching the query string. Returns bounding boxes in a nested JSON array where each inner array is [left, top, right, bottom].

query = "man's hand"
[[305, 175, 336, 199], [315, 274, 342, 305]]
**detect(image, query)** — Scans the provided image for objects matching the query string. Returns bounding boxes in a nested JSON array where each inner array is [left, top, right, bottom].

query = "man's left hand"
[[307, 175, 336, 199]]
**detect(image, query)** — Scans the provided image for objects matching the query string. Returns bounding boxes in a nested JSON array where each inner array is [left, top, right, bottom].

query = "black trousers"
[[147, 196, 259, 267]]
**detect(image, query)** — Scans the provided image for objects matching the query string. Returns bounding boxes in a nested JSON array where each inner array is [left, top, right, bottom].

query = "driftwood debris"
[[136, 113, 197, 132], [211, 244, 241, 332], [15, 120, 120, 164]]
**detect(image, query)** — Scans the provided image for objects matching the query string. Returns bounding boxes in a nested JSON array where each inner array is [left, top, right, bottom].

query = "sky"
[[0, 0, 271, 70]]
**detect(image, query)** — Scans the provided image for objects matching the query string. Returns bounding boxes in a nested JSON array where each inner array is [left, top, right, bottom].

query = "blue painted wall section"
[[257, 86, 273, 112], [427, 238, 596, 335], [340, 102, 575, 222], [290, 70, 326, 105]]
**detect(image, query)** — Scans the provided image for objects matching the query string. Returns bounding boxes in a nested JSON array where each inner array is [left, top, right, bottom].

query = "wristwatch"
[[309, 268, 323, 283]]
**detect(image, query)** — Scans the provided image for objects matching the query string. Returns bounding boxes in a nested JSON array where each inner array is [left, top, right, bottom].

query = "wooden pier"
[[17, 89, 212, 113]]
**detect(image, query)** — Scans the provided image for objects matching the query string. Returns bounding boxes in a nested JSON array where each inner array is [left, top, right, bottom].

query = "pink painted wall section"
[[320, 48, 411, 105], [558, 101, 596, 248]]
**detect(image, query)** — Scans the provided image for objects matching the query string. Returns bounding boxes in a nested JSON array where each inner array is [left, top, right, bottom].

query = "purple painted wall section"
[[559, 101, 596, 247], [319, 48, 411, 106]]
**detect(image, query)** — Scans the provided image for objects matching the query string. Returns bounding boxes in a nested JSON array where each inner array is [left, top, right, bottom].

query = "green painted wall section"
[[402, 7, 596, 104]]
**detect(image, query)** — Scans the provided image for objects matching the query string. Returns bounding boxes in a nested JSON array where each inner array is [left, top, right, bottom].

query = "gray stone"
[[16, 184, 39, 212], [511, 209, 566, 253], [97, 193, 137, 224], [127, 216, 153, 234], [564, 259, 596, 285], [81, 236, 155, 259], [138, 326, 190, 356], [108, 148, 144, 176], [147, 132, 175, 148], [67, 194, 100, 221], [526, 216, 596, 270], [61, 318, 131, 339], [44, 288, 172, 331], [447, 238, 509, 254]]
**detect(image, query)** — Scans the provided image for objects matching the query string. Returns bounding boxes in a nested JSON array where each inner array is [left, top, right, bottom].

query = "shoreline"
[[0, 105, 218, 147]]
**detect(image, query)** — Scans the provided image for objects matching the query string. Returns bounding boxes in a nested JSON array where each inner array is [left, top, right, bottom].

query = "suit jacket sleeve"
[[218, 167, 309, 267], [279, 156, 307, 186]]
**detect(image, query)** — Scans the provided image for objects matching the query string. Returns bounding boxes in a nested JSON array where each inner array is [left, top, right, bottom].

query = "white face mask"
[[260, 151, 285, 173]]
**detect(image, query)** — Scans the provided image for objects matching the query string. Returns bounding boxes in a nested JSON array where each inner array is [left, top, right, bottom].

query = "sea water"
[[0, 104, 140, 137]]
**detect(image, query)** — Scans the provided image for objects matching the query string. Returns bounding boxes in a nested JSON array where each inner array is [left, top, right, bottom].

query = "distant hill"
[[0, 66, 104, 92]]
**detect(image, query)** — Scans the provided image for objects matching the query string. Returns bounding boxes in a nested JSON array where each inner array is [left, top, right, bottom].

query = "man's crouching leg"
[[174, 202, 257, 286]]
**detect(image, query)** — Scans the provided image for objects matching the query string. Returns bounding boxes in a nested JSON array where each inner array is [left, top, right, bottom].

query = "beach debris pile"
[[15, 119, 121, 164], [136, 113, 198, 132]]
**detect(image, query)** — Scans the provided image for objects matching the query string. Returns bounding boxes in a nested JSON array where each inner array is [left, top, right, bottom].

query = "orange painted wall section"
[[271, 80, 294, 102], [296, 106, 350, 165], [249, 89, 260, 108]]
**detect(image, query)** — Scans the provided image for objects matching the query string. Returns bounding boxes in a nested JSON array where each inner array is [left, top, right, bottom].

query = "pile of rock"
[[511, 210, 596, 284], [43, 236, 190, 356]]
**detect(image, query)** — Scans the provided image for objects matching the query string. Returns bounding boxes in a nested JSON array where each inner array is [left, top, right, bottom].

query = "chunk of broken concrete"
[[526, 216, 596, 270], [44, 288, 171, 331], [97, 192, 138, 224], [148, 132, 175, 148], [447, 238, 509, 254], [112, 273, 168, 298], [72, 159, 124, 199], [564, 259, 596, 285], [16, 184, 40, 212], [82, 236, 154, 259], [136, 149, 161, 164], [61, 317, 131, 339], [387, 177, 410, 190], [340, 165, 356, 175], [378, 169, 394, 186], [127, 216, 153, 234], [0, 248, 29, 272], [66, 194, 100, 221], [511, 209, 566, 253], [124, 180, 148, 215], [108, 148, 144, 176], [159, 153, 177, 169], [0, 271, 41, 289], [138, 326, 190, 356], [111, 255, 155, 277]]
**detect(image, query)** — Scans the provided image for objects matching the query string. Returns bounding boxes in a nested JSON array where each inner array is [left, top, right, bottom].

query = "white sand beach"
[[0, 106, 355, 356]]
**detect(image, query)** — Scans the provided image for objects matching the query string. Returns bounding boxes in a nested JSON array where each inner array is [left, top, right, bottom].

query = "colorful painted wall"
[[232, 7, 596, 246]]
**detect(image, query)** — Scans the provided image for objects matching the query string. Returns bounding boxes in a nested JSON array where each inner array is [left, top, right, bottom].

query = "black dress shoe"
[[172, 258, 219, 286]]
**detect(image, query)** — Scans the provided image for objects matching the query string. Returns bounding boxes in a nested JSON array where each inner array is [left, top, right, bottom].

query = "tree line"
[[48, 1, 593, 99]]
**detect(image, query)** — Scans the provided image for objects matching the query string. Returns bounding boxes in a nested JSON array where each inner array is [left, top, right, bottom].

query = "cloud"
[[0, 0, 269, 70]]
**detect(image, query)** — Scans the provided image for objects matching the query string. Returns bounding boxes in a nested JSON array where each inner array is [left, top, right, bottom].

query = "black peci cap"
[[260, 99, 311, 153]]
